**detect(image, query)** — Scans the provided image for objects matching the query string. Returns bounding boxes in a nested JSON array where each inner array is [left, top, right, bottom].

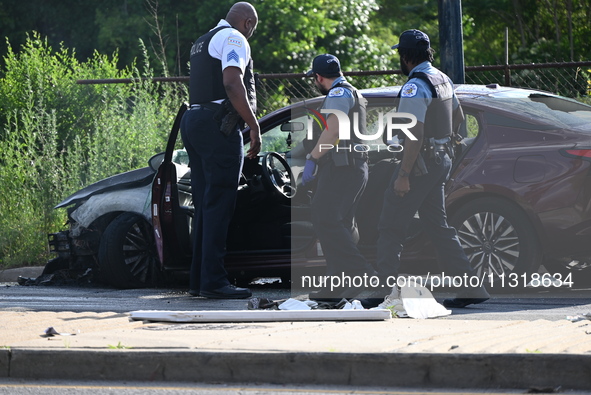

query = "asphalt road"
[[3, 379, 590, 395], [2, 274, 591, 392], [2, 279, 591, 321], [3, 379, 584, 395]]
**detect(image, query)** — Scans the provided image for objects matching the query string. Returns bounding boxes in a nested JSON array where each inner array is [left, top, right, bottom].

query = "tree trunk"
[[566, 0, 573, 61], [511, 0, 527, 47]]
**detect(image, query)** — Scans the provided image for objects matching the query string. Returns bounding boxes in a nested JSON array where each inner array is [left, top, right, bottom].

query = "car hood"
[[55, 166, 156, 209]]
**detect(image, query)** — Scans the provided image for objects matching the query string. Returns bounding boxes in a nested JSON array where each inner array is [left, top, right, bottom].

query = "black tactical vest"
[[399, 70, 454, 140], [189, 26, 256, 112], [304, 81, 367, 153]]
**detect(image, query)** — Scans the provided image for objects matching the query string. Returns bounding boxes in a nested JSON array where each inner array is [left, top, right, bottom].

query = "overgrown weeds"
[[0, 32, 186, 268]]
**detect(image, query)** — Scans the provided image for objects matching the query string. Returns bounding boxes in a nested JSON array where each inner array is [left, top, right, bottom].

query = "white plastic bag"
[[401, 281, 451, 319], [278, 298, 311, 311]]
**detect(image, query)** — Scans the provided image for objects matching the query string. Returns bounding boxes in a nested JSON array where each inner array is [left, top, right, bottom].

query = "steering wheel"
[[261, 152, 296, 200]]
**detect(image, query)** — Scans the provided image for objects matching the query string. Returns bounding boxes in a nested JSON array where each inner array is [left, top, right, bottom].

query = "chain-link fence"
[[78, 61, 591, 116], [464, 62, 591, 99], [256, 61, 591, 116], [256, 70, 405, 116]]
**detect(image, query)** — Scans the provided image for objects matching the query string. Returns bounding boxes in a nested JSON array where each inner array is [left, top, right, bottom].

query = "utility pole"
[[438, 0, 465, 84]]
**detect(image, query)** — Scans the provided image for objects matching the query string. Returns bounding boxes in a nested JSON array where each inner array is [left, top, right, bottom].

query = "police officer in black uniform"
[[376, 30, 489, 307], [181, 2, 260, 299], [303, 54, 376, 300]]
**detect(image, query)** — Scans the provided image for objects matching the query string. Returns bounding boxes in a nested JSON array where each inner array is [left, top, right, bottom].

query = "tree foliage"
[[1, 0, 590, 75], [462, 0, 591, 64]]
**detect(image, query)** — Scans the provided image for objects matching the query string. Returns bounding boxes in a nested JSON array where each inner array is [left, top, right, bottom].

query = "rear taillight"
[[561, 148, 591, 161]]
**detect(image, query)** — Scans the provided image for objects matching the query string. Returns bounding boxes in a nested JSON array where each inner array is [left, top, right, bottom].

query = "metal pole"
[[438, 0, 465, 84], [505, 27, 511, 86]]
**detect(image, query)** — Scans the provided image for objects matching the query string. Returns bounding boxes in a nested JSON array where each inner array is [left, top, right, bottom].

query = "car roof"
[[256, 84, 585, 127], [359, 84, 551, 100], [261, 84, 557, 114]]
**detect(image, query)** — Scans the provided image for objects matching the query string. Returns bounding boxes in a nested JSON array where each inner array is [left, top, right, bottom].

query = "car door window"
[[464, 113, 480, 138], [363, 105, 399, 147]]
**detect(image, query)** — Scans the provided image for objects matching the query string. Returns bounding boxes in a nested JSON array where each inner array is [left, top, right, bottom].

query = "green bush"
[[0, 33, 186, 268]]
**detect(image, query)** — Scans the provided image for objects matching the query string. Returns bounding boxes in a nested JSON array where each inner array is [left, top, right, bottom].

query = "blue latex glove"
[[302, 159, 317, 186]]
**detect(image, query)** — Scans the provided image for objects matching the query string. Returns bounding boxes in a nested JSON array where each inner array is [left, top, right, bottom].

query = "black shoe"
[[443, 284, 490, 308], [442, 297, 489, 308], [200, 284, 252, 299], [188, 289, 200, 297]]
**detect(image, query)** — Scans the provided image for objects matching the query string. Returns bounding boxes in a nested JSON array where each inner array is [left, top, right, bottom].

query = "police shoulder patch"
[[228, 37, 243, 47], [401, 83, 418, 98], [328, 87, 345, 97]]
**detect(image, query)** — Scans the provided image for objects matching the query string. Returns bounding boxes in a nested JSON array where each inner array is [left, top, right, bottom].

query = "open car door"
[[152, 103, 189, 266]]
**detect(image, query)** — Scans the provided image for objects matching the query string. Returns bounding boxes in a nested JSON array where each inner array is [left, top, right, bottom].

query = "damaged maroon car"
[[47, 84, 591, 289]]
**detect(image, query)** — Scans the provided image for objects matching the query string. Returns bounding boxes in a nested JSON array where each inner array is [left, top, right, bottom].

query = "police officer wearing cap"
[[303, 54, 376, 300], [180, 2, 260, 299], [376, 30, 489, 308]]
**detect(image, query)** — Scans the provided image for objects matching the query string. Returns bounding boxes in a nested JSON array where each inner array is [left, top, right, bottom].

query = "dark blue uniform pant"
[[180, 107, 243, 292], [311, 157, 375, 292], [376, 151, 476, 280]]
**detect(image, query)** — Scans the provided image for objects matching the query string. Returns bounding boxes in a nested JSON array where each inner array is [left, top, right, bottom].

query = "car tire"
[[98, 212, 161, 289], [449, 197, 541, 286]]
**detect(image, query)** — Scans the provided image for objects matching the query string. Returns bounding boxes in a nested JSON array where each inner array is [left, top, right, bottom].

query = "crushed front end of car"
[[37, 167, 158, 286]]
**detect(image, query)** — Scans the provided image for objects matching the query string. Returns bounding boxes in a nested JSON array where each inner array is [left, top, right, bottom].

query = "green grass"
[[0, 33, 186, 269], [108, 342, 132, 349]]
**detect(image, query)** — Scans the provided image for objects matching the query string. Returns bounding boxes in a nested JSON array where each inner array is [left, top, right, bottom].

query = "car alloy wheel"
[[450, 197, 541, 287], [98, 212, 161, 288]]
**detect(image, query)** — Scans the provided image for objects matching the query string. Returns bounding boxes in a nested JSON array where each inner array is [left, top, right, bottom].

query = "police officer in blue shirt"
[[376, 30, 489, 308], [181, 2, 260, 299], [303, 54, 376, 300]]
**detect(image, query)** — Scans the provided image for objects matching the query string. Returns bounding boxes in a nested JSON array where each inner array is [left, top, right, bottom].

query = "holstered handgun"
[[214, 99, 243, 137], [425, 137, 452, 165], [450, 133, 464, 160]]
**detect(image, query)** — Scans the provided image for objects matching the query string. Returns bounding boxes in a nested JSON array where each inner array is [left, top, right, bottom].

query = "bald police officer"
[[181, 2, 260, 299]]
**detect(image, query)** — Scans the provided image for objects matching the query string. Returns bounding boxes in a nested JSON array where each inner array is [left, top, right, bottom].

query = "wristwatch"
[[306, 153, 318, 163], [399, 168, 410, 178]]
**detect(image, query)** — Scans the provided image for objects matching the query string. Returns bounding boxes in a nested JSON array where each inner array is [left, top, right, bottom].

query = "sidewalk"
[[2, 267, 591, 390]]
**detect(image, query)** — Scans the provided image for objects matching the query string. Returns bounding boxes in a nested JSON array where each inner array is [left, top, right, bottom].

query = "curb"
[[4, 349, 591, 390], [0, 349, 8, 378]]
